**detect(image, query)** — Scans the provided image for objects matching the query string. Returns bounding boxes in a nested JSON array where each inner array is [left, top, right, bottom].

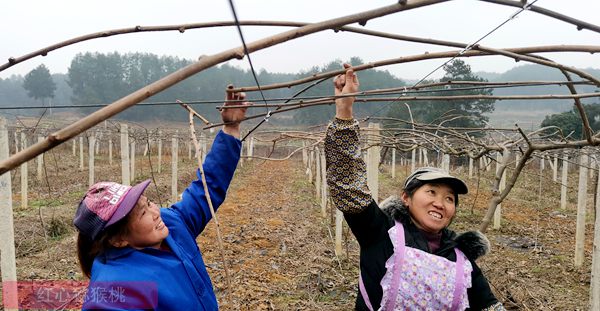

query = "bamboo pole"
[[0, 0, 432, 176]]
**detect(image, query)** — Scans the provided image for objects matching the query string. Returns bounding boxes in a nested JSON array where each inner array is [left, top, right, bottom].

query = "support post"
[[552, 155, 558, 182], [79, 136, 84, 171], [171, 132, 178, 203], [493, 152, 507, 229], [391, 148, 396, 179], [468, 157, 473, 179], [561, 151, 569, 210], [591, 160, 600, 310], [367, 123, 381, 203], [130, 141, 136, 182], [120, 124, 130, 186], [302, 141, 307, 166], [315, 147, 321, 200], [158, 130, 163, 173], [575, 153, 588, 267], [36, 136, 43, 181], [335, 209, 343, 257], [20, 132, 27, 209], [411, 148, 416, 172], [88, 135, 96, 187], [321, 150, 327, 217], [307, 149, 313, 182], [0, 117, 17, 311], [108, 139, 113, 166]]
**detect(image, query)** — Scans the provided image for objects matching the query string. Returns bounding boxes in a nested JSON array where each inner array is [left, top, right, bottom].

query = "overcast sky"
[[1, 0, 599, 81]]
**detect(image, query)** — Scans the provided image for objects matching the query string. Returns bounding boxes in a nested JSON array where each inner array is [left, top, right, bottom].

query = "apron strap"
[[359, 273, 374, 311], [382, 221, 406, 311], [359, 221, 406, 311], [451, 248, 466, 311]]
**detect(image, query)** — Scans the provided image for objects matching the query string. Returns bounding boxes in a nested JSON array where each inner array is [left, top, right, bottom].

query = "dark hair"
[[77, 215, 130, 278], [404, 179, 460, 207]]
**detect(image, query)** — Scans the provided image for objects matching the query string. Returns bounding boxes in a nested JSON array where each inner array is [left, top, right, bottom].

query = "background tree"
[[23, 64, 56, 104], [540, 101, 600, 139], [388, 59, 495, 132], [294, 57, 405, 125]]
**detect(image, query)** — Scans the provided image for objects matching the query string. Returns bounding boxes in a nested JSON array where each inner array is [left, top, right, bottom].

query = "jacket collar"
[[100, 234, 177, 262], [379, 195, 490, 260]]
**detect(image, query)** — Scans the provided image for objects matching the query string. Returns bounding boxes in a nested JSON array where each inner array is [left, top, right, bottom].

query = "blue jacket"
[[83, 130, 241, 310]]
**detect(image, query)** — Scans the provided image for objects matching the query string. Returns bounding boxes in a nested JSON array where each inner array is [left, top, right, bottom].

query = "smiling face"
[[402, 183, 456, 234], [112, 195, 169, 249]]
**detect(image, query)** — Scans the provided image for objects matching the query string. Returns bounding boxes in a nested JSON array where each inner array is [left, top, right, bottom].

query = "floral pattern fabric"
[[325, 118, 372, 213], [379, 224, 473, 311]]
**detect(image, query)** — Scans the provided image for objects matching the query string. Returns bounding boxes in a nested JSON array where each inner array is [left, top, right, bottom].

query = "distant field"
[[486, 109, 557, 130]]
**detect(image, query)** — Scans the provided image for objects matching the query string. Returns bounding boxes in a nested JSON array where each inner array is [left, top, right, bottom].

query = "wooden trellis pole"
[[1, 1, 427, 176]]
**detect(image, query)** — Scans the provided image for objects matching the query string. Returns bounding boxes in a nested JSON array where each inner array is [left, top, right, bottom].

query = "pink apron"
[[359, 221, 473, 310]]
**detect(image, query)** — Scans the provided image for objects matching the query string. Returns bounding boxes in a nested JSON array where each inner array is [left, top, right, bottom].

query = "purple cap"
[[73, 179, 151, 240]]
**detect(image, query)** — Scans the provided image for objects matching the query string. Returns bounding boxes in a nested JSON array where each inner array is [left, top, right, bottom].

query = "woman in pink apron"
[[325, 64, 505, 311]]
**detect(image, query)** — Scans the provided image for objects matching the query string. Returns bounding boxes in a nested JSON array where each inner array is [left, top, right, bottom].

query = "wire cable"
[[227, 0, 272, 141], [369, 0, 541, 118], [2, 79, 591, 111]]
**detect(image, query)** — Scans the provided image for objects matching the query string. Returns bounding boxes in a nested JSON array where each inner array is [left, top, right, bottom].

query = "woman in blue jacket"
[[73, 89, 248, 310]]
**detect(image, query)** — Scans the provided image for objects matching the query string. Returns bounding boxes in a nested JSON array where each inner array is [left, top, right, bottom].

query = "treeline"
[[0, 53, 413, 125], [3, 52, 600, 130]]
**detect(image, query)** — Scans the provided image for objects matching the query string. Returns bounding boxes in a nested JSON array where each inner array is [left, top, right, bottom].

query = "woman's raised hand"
[[221, 84, 250, 138], [334, 63, 359, 120]]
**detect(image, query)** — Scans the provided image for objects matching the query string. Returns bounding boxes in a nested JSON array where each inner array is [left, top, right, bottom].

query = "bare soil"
[[0, 143, 595, 310]]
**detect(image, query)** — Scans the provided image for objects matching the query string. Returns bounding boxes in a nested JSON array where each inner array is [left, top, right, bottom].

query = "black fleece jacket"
[[347, 196, 498, 311]]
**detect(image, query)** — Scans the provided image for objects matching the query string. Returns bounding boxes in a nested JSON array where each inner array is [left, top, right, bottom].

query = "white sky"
[[1, 0, 599, 80]]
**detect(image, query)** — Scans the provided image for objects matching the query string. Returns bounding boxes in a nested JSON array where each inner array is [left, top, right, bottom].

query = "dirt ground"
[[0, 141, 596, 310]]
